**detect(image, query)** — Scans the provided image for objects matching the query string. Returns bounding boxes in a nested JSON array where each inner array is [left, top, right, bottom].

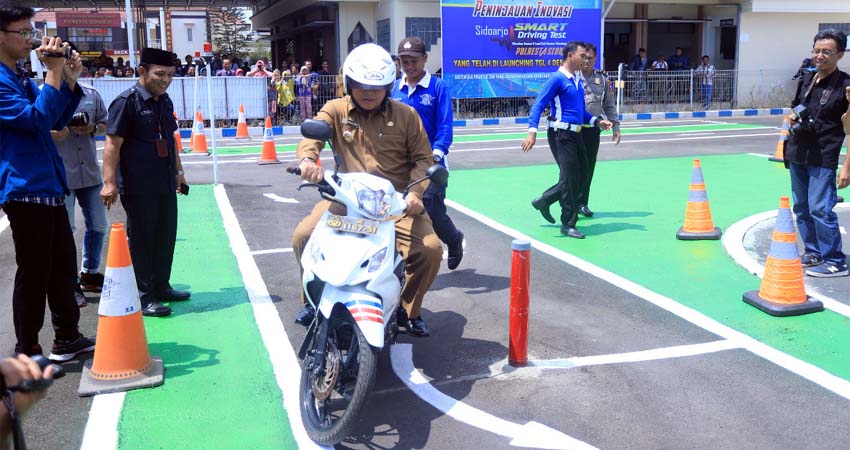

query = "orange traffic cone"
[[192, 111, 209, 154], [743, 197, 823, 316], [78, 223, 164, 396], [258, 116, 281, 165], [235, 104, 250, 139], [173, 112, 184, 153], [676, 159, 721, 240], [768, 115, 790, 162]]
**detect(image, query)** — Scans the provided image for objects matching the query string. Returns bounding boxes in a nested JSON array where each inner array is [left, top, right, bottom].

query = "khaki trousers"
[[292, 200, 441, 318]]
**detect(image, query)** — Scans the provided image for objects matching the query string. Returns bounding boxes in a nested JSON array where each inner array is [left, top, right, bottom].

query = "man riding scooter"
[[292, 43, 441, 337]]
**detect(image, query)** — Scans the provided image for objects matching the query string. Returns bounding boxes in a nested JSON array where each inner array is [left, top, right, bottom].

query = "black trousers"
[[579, 127, 601, 207], [540, 129, 585, 227], [423, 182, 462, 247], [5, 201, 81, 350], [121, 194, 177, 300]]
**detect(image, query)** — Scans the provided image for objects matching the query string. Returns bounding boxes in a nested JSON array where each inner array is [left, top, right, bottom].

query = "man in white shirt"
[[695, 55, 715, 109]]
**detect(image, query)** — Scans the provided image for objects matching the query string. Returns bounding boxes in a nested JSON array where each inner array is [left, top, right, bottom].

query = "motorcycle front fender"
[[319, 285, 386, 349]]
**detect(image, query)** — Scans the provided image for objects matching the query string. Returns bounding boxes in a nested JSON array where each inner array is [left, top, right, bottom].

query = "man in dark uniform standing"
[[100, 48, 190, 317]]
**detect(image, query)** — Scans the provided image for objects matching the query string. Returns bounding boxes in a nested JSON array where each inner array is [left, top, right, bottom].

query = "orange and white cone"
[[78, 223, 164, 396], [768, 115, 790, 162], [173, 112, 184, 153], [192, 111, 209, 154], [676, 159, 721, 240], [235, 104, 250, 139], [258, 116, 281, 165], [743, 196, 823, 316]]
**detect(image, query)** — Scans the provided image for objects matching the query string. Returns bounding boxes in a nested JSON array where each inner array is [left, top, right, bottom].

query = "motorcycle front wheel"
[[300, 314, 377, 445]]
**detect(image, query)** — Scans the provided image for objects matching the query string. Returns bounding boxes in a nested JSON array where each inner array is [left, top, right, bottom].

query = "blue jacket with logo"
[[391, 72, 453, 167], [0, 63, 82, 204]]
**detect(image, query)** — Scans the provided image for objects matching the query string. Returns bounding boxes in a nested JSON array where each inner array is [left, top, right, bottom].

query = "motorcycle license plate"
[[326, 215, 379, 235]]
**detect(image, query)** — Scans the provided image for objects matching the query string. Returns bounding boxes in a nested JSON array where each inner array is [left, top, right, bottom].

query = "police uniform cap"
[[398, 37, 426, 57], [141, 47, 175, 67]]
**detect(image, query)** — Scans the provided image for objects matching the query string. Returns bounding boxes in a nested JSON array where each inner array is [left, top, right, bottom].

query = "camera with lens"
[[788, 105, 814, 136], [68, 111, 90, 128]]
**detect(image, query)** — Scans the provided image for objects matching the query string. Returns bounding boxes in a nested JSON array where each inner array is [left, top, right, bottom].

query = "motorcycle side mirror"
[[426, 164, 448, 187], [300, 119, 332, 142]]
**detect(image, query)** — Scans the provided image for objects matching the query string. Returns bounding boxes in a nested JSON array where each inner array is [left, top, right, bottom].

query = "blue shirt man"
[[391, 36, 464, 271], [522, 41, 611, 238]]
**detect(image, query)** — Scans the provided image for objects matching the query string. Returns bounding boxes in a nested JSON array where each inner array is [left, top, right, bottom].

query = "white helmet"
[[342, 43, 396, 95]]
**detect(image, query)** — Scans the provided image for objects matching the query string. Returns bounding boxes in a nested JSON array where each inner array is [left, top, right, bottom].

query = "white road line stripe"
[[250, 248, 294, 256], [448, 128, 774, 147], [214, 185, 330, 450], [0, 215, 8, 236], [723, 203, 850, 319], [445, 199, 850, 401], [80, 392, 125, 450], [529, 340, 740, 369], [391, 344, 598, 450], [747, 153, 772, 158], [841, 226, 847, 235], [676, 132, 716, 137]]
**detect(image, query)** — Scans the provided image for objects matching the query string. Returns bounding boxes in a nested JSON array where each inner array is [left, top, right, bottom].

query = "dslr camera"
[[788, 104, 814, 136], [68, 111, 90, 128]]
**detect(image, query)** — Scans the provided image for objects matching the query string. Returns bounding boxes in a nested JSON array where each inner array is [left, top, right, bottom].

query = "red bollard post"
[[509, 240, 531, 367]]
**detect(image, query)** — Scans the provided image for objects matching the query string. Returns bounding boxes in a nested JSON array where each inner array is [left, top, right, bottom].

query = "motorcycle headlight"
[[368, 248, 388, 272], [354, 183, 392, 218]]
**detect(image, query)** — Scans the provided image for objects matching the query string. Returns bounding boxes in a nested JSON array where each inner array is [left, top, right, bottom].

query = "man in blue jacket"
[[391, 36, 464, 270], [522, 41, 612, 239], [0, 1, 95, 361]]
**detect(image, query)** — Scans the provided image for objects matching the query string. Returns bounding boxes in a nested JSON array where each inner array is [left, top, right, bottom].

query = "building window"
[[186, 26, 194, 42], [405, 17, 441, 50], [819, 23, 850, 33], [347, 22, 372, 53], [377, 19, 390, 53]]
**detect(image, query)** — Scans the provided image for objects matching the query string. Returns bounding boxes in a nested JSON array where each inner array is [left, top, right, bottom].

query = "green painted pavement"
[[203, 123, 772, 155], [117, 185, 296, 450], [449, 154, 850, 380]]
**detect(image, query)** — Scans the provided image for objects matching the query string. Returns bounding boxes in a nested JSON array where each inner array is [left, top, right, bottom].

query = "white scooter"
[[288, 119, 447, 445]]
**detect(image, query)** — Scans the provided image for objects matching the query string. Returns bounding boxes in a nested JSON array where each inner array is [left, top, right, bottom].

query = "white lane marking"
[[264, 193, 299, 203], [448, 128, 774, 147], [722, 203, 850, 319], [390, 344, 597, 450], [214, 184, 331, 450], [0, 214, 8, 236], [251, 248, 294, 256], [441, 238, 467, 260], [841, 226, 847, 235], [80, 392, 125, 450], [747, 153, 772, 158], [445, 199, 850, 401], [528, 340, 740, 369], [676, 132, 715, 137]]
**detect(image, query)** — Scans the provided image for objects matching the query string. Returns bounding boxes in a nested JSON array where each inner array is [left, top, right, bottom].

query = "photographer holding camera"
[[51, 43, 109, 305], [786, 29, 850, 278], [0, 1, 96, 360], [0, 355, 56, 450]]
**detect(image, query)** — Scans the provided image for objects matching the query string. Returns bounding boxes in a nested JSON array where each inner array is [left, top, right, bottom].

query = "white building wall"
[[171, 13, 208, 60], [391, 0, 442, 73], [338, 2, 377, 54]]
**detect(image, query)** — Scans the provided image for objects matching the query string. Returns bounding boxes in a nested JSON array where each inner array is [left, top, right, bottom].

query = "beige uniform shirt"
[[297, 96, 432, 197], [583, 70, 621, 133]]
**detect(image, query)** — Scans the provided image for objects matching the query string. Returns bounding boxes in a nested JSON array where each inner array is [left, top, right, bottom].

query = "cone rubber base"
[[676, 226, 722, 240], [742, 290, 823, 317], [768, 156, 783, 162], [257, 159, 282, 165], [78, 356, 164, 397]]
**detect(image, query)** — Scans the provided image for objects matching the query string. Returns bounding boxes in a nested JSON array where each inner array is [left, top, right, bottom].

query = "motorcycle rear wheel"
[[300, 315, 377, 445]]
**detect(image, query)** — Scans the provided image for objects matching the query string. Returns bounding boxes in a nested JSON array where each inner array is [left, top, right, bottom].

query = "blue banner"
[[441, 0, 601, 98]]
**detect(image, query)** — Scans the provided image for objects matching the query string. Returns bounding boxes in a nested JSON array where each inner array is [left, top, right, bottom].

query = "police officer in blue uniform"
[[522, 41, 612, 239], [100, 48, 190, 317]]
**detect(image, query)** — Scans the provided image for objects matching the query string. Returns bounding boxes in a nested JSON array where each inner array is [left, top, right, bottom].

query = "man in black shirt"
[[100, 48, 190, 316], [786, 29, 850, 278]]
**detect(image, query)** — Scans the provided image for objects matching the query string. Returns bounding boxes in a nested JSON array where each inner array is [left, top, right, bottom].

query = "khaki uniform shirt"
[[297, 96, 432, 197], [583, 70, 621, 133]]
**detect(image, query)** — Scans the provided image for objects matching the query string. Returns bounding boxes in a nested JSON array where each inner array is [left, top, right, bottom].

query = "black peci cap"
[[141, 47, 175, 66]]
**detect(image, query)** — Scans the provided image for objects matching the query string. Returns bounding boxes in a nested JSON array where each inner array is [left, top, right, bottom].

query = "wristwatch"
[[300, 157, 317, 164]]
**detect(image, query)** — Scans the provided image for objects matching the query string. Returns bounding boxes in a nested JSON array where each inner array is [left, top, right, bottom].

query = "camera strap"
[[1, 389, 27, 450]]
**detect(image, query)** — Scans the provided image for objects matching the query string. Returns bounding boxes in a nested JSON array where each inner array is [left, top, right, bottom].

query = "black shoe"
[[295, 304, 315, 326], [14, 343, 44, 357], [141, 301, 172, 317], [404, 316, 430, 337], [74, 283, 87, 308], [79, 272, 105, 292], [800, 252, 823, 268], [560, 226, 586, 239], [578, 205, 594, 217], [447, 231, 464, 270], [158, 288, 191, 302], [531, 197, 556, 224], [49, 334, 95, 362]]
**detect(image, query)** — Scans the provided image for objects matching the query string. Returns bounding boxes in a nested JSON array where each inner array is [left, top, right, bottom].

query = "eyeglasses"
[[1, 28, 39, 41], [811, 49, 837, 57]]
